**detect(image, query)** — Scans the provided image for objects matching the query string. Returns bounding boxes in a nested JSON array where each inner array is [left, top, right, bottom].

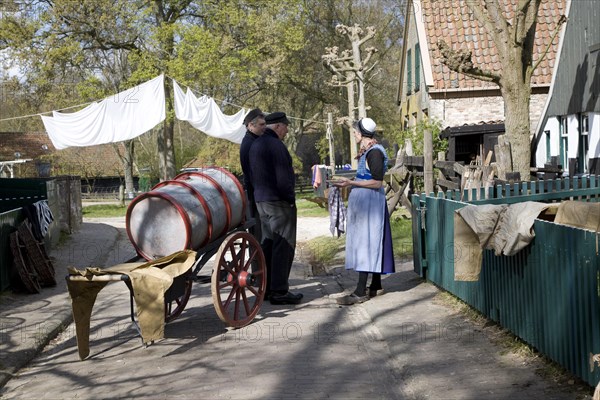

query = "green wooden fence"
[[0, 178, 49, 213], [0, 178, 50, 291], [411, 176, 600, 386], [0, 208, 24, 291]]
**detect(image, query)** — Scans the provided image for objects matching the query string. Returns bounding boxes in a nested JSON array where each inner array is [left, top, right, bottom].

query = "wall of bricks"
[[429, 93, 548, 134]]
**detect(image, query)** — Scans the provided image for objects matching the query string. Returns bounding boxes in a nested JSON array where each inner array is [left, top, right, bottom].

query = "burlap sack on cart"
[[67, 250, 196, 360]]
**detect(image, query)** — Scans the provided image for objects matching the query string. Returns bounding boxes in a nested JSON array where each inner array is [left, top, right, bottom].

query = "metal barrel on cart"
[[66, 166, 265, 349], [126, 167, 247, 260]]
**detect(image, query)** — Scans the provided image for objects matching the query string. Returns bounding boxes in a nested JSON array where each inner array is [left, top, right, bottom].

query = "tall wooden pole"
[[347, 76, 358, 168], [327, 113, 336, 172], [322, 24, 377, 171], [424, 127, 434, 194]]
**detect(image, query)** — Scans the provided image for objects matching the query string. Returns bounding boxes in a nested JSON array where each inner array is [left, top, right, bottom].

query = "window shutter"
[[407, 49, 412, 95], [415, 45, 421, 92]]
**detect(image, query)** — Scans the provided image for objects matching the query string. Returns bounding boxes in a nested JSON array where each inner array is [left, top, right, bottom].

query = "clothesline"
[[0, 100, 97, 123], [0, 75, 326, 127], [164, 74, 326, 127]]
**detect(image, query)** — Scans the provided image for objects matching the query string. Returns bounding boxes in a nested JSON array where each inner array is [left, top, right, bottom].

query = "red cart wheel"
[[211, 231, 266, 328], [164, 273, 193, 323]]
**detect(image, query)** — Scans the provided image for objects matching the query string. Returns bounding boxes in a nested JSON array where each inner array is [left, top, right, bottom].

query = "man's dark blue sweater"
[[248, 129, 295, 204], [239, 130, 259, 199]]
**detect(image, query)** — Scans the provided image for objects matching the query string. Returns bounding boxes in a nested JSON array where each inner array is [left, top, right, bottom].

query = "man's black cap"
[[265, 111, 290, 125], [244, 108, 265, 126]]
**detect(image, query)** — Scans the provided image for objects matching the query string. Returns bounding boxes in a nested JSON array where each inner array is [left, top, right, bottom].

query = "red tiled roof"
[[0, 132, 126, 177], [420, 0, 566, 91], [0, 132, 55, 160]]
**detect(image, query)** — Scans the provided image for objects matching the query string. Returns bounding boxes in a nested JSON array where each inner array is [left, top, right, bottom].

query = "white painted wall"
[[535, 116, 560, 167], [567, 114, 579, 159], [538, 113, 600, 173], [588, 113, 600, 159]]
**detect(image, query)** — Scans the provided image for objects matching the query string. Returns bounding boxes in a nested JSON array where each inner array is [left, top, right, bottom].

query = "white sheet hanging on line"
[[42, 75, 166, 149], [173, 79, 246, 144]]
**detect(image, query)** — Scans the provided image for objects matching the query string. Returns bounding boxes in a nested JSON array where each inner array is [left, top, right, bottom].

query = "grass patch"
[[296, 198, 329, 217], [82, 204, 128, 218], [305, 236, 345, 263], [391, 215, 413, 259]]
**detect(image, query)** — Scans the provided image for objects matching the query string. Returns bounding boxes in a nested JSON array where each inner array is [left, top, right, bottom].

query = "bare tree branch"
[[437, 40, 501, 84], [468, 0, 510, 54], [514, 0, 541, 45], [531, 14, 566, 73]]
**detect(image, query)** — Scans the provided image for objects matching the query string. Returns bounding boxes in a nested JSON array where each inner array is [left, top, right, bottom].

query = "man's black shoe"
[[269, 291, 303, 305]]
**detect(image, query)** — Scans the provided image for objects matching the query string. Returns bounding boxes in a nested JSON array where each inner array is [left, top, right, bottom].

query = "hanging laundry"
[[173, 80, 246, 144], [34, 200, 54, 238], [328, 186, 346, 237], [41, 75, 166, 149], [312, 165, 323, 189], [21, 200, 54, 240]]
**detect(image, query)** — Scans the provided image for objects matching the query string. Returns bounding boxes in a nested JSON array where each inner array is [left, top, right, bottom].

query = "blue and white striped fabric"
[[33, 200, 54, 238], [328, 186, 346, 237]]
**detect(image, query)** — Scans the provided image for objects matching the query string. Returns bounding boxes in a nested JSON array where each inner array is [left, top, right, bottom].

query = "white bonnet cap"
[[357, 118, 376, 137]]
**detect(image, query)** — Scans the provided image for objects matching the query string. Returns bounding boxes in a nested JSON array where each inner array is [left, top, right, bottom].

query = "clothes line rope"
[[165, 74, 326, 127], [0, 75, 326, 127], [0, 100, 97, 123]]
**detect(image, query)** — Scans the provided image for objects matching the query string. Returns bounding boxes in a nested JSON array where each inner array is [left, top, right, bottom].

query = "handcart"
[[66, 167, 267, 359]]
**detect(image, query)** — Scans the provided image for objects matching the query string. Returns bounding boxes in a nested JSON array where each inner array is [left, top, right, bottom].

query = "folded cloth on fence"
[[454, 202, 551, 281], [66, 250, 197, 360], [555, 200, 600, 232]]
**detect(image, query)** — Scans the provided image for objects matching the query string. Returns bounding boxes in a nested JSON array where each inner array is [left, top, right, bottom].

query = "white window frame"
[[581, 113, 589, 136], [560, 116, 569, 137]]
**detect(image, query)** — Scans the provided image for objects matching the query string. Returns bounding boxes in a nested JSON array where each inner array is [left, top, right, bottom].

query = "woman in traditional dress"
[[332, 118, 395, 305]]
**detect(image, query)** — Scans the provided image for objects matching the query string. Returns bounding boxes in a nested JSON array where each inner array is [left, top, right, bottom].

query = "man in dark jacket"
[[249, 111, 302, 305], [239, 108, 266, 242]]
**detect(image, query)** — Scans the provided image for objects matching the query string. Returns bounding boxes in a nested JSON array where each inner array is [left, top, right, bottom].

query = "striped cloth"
[[33, 200, 54, 238], [328, 186, 346, 237]]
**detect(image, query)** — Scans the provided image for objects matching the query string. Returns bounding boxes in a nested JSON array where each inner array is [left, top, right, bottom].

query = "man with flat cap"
[[239, 108, 266, 242], [249, 111, 303, 305]]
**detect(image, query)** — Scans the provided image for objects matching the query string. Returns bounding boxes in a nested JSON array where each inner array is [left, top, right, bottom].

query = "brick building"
[[397, 0, 565, 163]]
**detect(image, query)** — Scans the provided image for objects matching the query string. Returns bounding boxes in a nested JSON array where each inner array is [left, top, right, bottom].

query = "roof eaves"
[[441, 121, 506, 137], [414, 0, 435, 86], [533, 0, 572, 140]]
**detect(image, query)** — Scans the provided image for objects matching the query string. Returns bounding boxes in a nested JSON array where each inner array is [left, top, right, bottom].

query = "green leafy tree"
[[390, 118, 447, 157], [1, 0, 404, 184]]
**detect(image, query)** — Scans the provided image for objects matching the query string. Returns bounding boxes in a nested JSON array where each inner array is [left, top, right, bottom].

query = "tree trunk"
[[327, 112, 336, 171], [123, 140, 135, 198], [353, 40, 367, 120], [347, 75, 358, 168], [154, 2, 177, 181], [500, 70, 532, 180], [158, 70, 177, 181]]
